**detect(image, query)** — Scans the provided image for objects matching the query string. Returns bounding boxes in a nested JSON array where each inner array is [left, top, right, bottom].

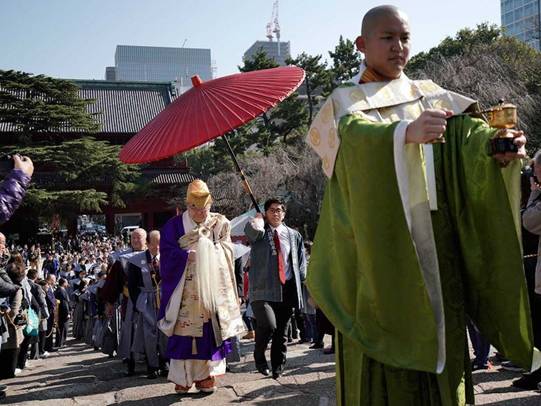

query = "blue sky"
[[1, 0, 500, 80]]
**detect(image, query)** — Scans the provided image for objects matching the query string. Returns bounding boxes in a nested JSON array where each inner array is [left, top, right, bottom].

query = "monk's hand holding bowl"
[[406, 109, 453, 144], [492, 129, 526, 167]]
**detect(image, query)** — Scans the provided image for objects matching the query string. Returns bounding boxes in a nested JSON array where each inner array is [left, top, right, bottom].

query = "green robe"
[[307, 113, 536, 405]]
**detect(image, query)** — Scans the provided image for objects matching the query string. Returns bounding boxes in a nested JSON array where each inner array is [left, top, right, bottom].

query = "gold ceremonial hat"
[[186, 179, 212, 208]]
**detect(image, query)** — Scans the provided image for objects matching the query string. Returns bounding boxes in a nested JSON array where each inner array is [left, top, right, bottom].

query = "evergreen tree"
[[327, 35, 362, 91], [286, 53, 328, 125], [0, 70, 99, 144], [0, 70, 141, 233], [239, 50, 308, 145], [238, 49, 280, 72]]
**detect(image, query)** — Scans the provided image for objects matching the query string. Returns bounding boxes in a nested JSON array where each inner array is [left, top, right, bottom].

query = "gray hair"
[[131, 228, 147, 239], [148, 230, 160, 242], [533, 151, 541, 166]]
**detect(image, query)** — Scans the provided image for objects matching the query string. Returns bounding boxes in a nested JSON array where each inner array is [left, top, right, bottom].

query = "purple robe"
[[158, 215, 232, 361]]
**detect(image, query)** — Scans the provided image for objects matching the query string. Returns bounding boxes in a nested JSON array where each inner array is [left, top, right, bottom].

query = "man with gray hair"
[[102, 228, 161, 377], [123, 229, 167, 378]]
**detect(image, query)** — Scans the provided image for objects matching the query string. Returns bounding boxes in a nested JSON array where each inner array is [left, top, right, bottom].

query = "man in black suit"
[[244, 198, 307, 379], [44, 274, 57, 352], [54, 278, 70, 348]]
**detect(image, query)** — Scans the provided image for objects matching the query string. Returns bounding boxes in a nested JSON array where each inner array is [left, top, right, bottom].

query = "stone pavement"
[[473, 362, 541, 405], [3, 337, 541, 405], [2, 337, 335, 406]]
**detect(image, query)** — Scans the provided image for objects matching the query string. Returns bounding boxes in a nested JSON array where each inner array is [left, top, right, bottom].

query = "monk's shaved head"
[[361, 5, 408, 37], [355, 4, 411, 78]]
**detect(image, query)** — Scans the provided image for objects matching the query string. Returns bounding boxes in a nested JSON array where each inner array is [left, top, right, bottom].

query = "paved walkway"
[[2, 337, 335, 405], [3, 337, 541, 405]]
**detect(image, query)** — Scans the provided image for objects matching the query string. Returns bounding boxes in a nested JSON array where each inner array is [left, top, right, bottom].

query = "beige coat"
[[3, 289, 24, 349]]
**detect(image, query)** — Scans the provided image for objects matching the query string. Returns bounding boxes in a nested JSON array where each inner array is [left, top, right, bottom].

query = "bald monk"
[[306, 5, 537, 405]]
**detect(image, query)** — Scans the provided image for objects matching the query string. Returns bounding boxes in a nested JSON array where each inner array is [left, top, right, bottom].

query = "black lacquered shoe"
[[256, 365, 270, 376], [146, 370, 159, 379], [159, 368, 169, 377]]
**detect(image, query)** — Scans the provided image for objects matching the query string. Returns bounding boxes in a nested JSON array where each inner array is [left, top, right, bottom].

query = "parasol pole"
[[222, 133, 262, 214]]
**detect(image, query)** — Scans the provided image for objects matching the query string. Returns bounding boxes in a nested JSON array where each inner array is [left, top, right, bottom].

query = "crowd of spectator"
[[0, 234, 127, 383]]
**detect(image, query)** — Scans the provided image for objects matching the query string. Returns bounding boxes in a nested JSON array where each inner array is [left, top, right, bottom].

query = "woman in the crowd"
[[16, 268, 41, 370], [0, 255, 27, 378]]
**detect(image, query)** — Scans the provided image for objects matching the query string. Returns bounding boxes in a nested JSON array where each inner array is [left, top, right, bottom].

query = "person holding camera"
[[513, 152, 541, 389]]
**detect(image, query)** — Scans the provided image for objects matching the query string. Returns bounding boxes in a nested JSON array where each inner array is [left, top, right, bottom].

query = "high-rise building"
[[243, 40, 291, 66], [105, 66, 116, 81], [501, 0, 541, 50], [109, 45, 213, 85]]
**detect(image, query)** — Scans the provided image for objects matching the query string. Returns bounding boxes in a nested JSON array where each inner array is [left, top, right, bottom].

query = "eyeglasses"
[[188, 205, 210, 213], [267, 208, 285, 214]]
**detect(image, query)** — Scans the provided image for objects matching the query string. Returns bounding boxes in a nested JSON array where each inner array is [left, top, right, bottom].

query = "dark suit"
[[234, 257, 244, 299], [44, 286, 56, 351], [244, 220, 307, 375], [55, 286, 69, 348]]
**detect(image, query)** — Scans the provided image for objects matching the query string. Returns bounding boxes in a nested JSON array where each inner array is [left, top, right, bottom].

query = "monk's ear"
[[355, 35, 366, 54]]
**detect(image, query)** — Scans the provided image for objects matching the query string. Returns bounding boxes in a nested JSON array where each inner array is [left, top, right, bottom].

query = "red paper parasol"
[[120, 66, 305, 163], [119, 66, 305, 212]]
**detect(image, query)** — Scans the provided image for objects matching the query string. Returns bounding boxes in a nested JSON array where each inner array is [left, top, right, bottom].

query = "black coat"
[[127, 250, 160, 307], [55, 286, 70, 322], [234, 257, 244, 299], [29, 279, 48, 318], [0, 268, 18, 298], [45, 287, 56, 315]]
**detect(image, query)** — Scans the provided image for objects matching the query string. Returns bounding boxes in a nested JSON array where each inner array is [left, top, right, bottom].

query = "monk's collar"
[[352, 62, 406, 85]]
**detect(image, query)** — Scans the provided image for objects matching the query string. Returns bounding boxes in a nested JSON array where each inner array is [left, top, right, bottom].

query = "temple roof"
[[0, 79, 175, 136], [74, 80, 174, 134]]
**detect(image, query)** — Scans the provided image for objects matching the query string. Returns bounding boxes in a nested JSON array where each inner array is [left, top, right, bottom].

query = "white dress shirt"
[[270, 224, 292, 281]]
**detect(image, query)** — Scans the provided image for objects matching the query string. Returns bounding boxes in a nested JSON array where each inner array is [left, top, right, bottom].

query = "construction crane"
[[265, 0, 281, 56]]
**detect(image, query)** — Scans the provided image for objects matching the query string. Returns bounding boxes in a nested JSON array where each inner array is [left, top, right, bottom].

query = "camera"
[[523, 164, 539, 185], [0, 155, 14, 176], [523, 165, 534, 178]]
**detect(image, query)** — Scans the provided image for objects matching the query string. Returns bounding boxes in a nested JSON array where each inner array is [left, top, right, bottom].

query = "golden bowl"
[[486, 103, 517, 130]]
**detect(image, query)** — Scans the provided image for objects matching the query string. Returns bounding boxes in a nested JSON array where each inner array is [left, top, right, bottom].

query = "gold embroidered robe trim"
[[173, 212, 245, 343]]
